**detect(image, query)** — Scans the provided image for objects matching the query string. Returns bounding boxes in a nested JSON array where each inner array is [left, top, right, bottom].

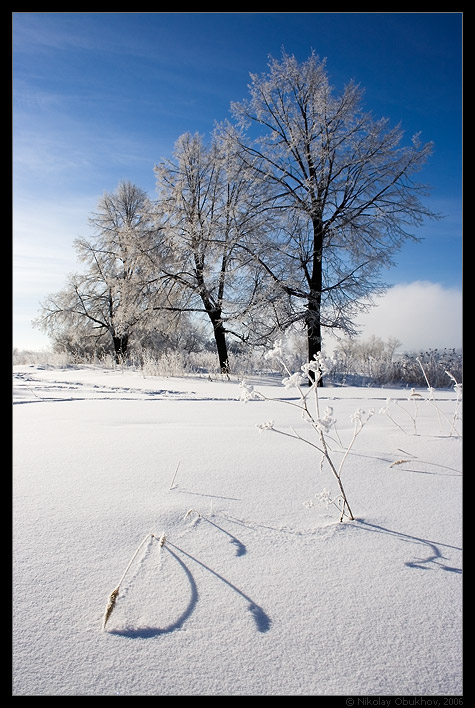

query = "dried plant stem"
[[260, 356, 357, 522], [321, 439, 354, 521], [304, 369, 355, 521], [169, 461, 181, 490], [417, 358, 461, 436], [102, 532, 163, 630], [385, 410, 408, 434], [102, 586, 120, 631]]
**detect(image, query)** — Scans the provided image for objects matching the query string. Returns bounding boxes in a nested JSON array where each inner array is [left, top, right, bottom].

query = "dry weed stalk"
[[241, 342, 373, 521], [102, 586, 120, 630], [102, 531, 166, 631], [169, 461, 181, 490]]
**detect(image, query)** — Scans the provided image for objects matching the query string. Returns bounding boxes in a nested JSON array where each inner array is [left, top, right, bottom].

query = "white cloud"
[[345, 281, 462, 353]]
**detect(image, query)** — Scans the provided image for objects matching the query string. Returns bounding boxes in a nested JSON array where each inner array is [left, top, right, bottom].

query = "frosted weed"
[[241, 340, 374, 522], [379, 359, 462, 437]]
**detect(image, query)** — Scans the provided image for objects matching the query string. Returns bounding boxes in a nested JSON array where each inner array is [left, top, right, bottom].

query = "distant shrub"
[[13, 337, 462, 388], [395, 349, 462, 388], [326, 337, 462, 388], [12, 348, 71, 368]]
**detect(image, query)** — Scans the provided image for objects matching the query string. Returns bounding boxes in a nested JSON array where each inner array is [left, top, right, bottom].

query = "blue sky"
[[13, 12, 462, 352]]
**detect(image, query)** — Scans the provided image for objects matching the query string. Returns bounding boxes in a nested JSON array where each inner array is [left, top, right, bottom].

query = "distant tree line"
[[326, 337, 462, 387], [35, 51, 439, 375]]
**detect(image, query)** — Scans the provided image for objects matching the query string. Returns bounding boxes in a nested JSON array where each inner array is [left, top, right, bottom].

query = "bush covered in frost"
[[13, 336, 462, 388], [325, 337, 462, 388]]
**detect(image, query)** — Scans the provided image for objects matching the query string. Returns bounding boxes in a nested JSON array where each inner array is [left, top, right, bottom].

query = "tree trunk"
[[112, 334, 128, 364], [306, 295, 323, 386], [307, 215, 324, 385], [208, 312, 229, 375]]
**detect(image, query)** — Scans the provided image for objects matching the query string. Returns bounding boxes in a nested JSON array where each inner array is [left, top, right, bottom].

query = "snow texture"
[[13, 365, 462, 696]]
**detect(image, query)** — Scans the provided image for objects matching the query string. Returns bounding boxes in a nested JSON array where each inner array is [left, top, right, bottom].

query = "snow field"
[[13, 366, 462, 695]]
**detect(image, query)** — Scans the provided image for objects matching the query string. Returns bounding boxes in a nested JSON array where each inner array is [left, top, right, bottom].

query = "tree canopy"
[[227, 51, 439, 370], [36, 51, 440, 373]]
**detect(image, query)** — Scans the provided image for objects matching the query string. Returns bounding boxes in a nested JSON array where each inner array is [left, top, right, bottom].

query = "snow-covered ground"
[[12, 364, 462, 696]]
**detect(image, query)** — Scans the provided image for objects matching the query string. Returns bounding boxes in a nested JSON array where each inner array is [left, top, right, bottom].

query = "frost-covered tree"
[[154, 131, 272, 374], [35, 181, 167, 362], [228, 50, 440, 375]]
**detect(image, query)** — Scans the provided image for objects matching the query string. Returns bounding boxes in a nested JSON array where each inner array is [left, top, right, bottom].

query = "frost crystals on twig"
[[241, 343, 374, 522]]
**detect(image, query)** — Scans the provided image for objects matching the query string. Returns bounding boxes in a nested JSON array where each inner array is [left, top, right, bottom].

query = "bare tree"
[[154, 132, 271, 374], [228, 51, 441, 377], [35, 181, 165, 362]]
